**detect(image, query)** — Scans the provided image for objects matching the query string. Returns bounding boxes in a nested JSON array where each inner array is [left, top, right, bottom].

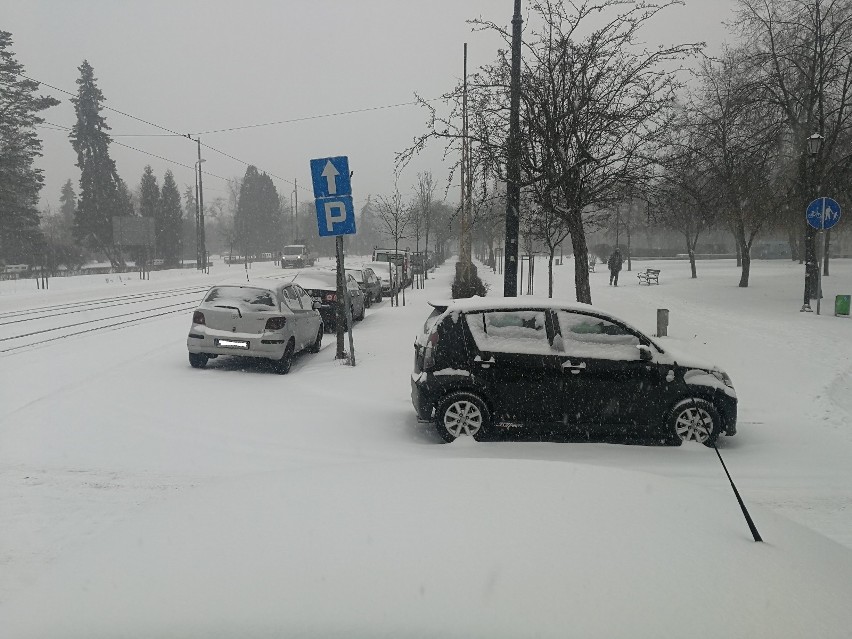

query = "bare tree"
[[375, 186, 411, 306], [414, 171, 435, 280]]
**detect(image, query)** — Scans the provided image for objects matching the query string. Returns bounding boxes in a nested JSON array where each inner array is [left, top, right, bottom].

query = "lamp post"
[[802, 132, 823, 312]]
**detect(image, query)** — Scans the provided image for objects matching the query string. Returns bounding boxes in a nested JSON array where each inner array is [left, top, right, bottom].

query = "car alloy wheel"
[[670, 398, 720, 446], [275, 340, 295, 374], [436, 392, 491, 442]]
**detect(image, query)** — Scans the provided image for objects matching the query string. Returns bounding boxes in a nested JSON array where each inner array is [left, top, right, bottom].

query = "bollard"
[[836, 295, 851, 317], [656, 308, 669, 337]]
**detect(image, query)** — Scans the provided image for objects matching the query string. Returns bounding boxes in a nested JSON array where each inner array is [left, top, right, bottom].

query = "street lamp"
[[195, 158, 206, 272], [801, 132, 823, 312]]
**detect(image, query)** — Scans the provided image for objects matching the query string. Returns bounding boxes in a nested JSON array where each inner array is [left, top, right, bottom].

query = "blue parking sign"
[[315, 195, 356, 237]]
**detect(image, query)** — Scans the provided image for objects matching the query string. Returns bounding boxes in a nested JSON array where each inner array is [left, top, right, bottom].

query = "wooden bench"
[[588, 257, 596, 272], [637, 268, 661, 285]]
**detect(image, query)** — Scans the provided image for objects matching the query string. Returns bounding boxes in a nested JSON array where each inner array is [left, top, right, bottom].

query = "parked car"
[[372, 248, 411, 286], [364, 260, 399, 295], [346, 266, 382, 306], [187, 282, 324, 374], [289, 268, 365, 330], [411, 298, 737, 445]]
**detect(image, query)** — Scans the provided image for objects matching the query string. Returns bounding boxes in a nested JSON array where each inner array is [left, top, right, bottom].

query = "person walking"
[[608, 248, 623, 286]]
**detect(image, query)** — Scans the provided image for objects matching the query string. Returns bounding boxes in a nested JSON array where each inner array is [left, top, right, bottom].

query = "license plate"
[[216, 339, 249, 349]]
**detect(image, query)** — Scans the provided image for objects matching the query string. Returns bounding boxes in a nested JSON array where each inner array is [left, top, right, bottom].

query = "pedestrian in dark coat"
[[608, 248, 623, 286]]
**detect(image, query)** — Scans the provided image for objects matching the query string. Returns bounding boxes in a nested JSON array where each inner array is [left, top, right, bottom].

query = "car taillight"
[[265, 316, 287, 331], [192, 311, 205, 325], [423, 330, 439, 370], [325, 293, 336, 302]]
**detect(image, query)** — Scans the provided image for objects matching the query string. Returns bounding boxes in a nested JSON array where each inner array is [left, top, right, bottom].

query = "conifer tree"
[[0, 30, 59, 264], [70, 60, 123, 267], [59, 179, 77, 227], [138, 165, 160, 254], [159, 170, 183, 266]]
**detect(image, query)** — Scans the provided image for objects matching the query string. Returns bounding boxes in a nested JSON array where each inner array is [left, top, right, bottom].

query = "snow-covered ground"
[[1, 254, 852, 637]]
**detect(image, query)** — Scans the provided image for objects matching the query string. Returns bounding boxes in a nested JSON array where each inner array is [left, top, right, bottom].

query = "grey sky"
[[5, 0, 738, 213]]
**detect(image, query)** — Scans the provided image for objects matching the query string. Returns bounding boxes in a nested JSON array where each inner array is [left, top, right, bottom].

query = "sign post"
[[311, 156, 356, 364], [806, 197, 841, 315]]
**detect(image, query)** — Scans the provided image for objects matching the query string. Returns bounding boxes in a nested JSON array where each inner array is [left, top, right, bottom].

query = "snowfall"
[[1, 253, 852, 638]]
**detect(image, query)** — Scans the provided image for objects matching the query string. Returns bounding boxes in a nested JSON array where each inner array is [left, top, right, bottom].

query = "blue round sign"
[[806, 198, 842, 230]]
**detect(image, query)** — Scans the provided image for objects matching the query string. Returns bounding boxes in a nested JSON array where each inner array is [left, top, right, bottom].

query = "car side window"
[[464, 310, 557, 355], [555, 311, 640, 360], [284, 286, 303, 309], [295, 285, 314, 310], [278, 287, 293, 310]]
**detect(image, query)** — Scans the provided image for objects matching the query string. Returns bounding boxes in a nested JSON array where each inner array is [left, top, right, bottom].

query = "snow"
[[2, 255, 852, 636]]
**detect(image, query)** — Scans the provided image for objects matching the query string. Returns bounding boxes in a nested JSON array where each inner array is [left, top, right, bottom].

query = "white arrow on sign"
[[321, 160, 339, 195]]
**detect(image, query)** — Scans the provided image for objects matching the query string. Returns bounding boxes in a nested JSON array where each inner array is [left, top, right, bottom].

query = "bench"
[[588, 257, 596, 272], [637, 268, 661, 285]]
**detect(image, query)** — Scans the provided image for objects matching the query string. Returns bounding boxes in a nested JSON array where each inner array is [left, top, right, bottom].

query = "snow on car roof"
[[428, 295, 599, 314]]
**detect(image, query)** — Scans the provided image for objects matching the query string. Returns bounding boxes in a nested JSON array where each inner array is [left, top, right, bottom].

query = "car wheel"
[[667, 398, 721, 446], [365, 294, 371, 309], [356, 301, 365, 321], [188, 352, 208, 369], [275, 340, 295, 374], [435, 392, 491, 443], [308, 326, 323, 353], [375, 290, 382, 303]]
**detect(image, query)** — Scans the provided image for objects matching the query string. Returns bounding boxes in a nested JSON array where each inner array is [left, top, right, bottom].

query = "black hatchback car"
[[411, 298, 737, 445]]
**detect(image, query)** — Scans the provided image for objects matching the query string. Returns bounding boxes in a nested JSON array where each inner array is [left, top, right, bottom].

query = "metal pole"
[[817, 197, 825, 314], [195, 161, 201, 270], [504, 0, 522, 297], [197, 138, 206, 273], [335, 235, 346, 360]]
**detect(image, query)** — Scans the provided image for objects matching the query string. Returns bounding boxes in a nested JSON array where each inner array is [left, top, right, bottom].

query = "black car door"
[[553, 310, 664, 435], [463, 309, 564, 426]]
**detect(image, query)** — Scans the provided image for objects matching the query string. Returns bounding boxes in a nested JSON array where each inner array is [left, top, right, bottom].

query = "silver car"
[[187, 282, 324, 374]]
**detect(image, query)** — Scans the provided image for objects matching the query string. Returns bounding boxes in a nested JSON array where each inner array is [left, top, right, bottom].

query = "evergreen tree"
[[59, 179, 77, 227], [159, 170, 183, 266], [70, 60, 124, 267], [0, 30, 59, 264], [235, 166, 283, 256], [138, 164, 160, 254]]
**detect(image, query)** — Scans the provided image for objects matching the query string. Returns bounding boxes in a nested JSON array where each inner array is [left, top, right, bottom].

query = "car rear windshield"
[[204, 286, 275, 306], [297, 271, 337, 287]]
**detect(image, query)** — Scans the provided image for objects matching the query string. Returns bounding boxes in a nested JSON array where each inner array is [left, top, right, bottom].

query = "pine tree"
[[0, 30, 59, 264], [138, 164, 160, 254], [59, 179, 77, 227], [159, 170, 183, 266], [70, 60, 124, 267], [236, 166, 283, 256]]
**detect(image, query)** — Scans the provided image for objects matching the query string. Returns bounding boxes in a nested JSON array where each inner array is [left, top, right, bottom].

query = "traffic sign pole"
[[817, 198, 825, 315], [804, 196, 842, 315]]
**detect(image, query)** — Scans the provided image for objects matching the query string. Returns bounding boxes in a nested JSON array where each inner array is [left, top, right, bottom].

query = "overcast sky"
[[5, 0, 738, 213]]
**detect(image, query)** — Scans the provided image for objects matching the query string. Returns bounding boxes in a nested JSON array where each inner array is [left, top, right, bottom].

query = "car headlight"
[[711, 370, 734, 388]]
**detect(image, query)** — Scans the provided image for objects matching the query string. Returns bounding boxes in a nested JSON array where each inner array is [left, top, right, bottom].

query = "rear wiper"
[[215, 305, 242, 318]]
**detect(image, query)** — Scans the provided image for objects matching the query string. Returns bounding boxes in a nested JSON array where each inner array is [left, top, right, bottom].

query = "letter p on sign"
[[314, 195, 356, 237], [324, 200, 347, 232]]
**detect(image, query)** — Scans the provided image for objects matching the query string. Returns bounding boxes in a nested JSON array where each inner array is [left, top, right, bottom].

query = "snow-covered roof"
[[429, 295, 603, 315]]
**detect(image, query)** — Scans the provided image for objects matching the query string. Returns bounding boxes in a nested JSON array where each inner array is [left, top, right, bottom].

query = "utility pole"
[[504, 0, 522, 297], [294, 178, 298, 242], [197, 138, 206, 273]]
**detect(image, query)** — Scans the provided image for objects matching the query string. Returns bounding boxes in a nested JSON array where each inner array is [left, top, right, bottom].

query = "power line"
[[188, 98, 442, 135]]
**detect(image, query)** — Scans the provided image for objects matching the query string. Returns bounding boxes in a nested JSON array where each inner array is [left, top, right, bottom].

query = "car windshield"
[[283, 246, 304, 255], [345, 269, 362, 280], [204, 286, 275, 306]]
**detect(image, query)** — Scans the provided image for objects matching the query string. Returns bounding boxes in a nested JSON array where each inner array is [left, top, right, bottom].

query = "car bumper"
[[187, 327, 287, 360]]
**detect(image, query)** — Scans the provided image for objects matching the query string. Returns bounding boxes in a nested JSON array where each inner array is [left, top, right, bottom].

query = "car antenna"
[[674, 360, 763, 543]]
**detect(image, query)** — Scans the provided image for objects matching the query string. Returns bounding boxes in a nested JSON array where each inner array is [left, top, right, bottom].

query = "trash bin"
[[836, 295, 851, 317], [656, 308, 669, 337]]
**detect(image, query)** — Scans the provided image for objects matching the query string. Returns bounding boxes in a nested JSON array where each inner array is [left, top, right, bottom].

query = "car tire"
[[435, 391, 491, 443], [666, 398, 721, 447], [188, 352, 208, 369], [356, 301, 365, 321], [375, 290, 382, 303], [307, 326, 323, 353], [365, 294, 371, 309], [275, 340, 295, 375]]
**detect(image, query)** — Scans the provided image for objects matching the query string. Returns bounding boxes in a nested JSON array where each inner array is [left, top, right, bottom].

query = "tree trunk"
[[688, 246, 697, 279], [568, 214, 592, 304], [626, 225, 632, 272], [548, 246, 555, 298], [788, 228, 798, 262], [823, 229, 830, 276], [734, 234, 742, 267], [737, 225, 750, 288]]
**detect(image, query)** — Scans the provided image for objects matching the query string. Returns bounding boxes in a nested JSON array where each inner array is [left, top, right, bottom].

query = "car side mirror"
[[637, 344, 653, 362], [312, 300, 322, 310]]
